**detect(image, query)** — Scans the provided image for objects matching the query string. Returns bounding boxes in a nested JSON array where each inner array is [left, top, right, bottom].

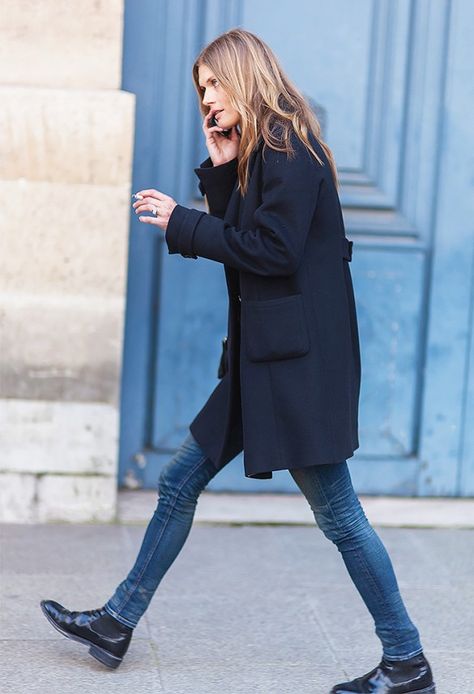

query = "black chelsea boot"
[[330, 651, 436, 693], [40, 599, 133, 669]]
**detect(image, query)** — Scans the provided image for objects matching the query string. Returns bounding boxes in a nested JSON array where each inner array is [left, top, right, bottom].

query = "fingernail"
[[133, 193, 143, 200]]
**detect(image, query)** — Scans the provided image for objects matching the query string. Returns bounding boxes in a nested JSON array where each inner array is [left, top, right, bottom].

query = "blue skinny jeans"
[[104, 431, 423, 661]]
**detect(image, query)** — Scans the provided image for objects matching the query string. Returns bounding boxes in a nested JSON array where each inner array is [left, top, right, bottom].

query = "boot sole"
[[40, 601, 123, 669], [333, 686, 436, 694]]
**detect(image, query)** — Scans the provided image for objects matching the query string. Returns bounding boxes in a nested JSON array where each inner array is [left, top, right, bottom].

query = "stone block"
[[0, 472, 37, 522], [0, 87, 135, 185], [0, 181, 130, 296], [0, 295, 124, 401], [0, 1, 124, 89], [0, 400, 118, 475], [36, 474, 117, 523]]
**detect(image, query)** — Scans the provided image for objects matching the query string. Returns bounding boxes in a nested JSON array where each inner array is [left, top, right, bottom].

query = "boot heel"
[[413, 686, 436, 693], [88, 644, 122, 669]]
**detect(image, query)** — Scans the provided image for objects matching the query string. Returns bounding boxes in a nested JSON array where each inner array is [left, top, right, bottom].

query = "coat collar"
[[225, 141, 263, 223]]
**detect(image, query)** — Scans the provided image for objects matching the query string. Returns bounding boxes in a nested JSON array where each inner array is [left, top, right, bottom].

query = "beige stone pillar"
[[0, 1, 135, 521]]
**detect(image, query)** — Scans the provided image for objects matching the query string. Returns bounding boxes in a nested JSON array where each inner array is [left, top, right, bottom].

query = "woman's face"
[[198, 64, 241, 130]]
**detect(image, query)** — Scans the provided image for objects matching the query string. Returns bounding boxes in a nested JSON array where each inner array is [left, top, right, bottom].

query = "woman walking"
[[41, 28, 435, 693]]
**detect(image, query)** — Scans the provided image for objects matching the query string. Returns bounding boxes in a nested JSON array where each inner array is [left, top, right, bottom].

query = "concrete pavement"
[[1, 506, 473, 693]]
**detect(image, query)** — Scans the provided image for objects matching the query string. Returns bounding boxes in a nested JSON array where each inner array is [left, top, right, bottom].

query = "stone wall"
[[0, 0, 135, 522]]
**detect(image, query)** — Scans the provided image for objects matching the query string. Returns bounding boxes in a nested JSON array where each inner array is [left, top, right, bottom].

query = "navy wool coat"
[[165, 129, 361, 479]]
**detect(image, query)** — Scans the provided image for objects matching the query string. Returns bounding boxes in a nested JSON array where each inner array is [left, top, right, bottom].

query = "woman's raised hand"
[[132, 189, 177, 232], [203, 109, 240, 166]]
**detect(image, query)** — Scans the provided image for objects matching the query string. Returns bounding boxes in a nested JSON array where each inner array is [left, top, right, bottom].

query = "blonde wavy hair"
[[192, 28, 339, 196]]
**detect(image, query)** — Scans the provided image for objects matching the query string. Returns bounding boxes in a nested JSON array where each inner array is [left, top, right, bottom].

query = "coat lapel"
[[223, 145, 262, 299]]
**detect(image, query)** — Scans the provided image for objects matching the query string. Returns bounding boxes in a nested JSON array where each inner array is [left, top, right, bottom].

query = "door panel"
[[242, 0, 375, 170], [355, 248, 424, 456], [119, 0, 473, 495]]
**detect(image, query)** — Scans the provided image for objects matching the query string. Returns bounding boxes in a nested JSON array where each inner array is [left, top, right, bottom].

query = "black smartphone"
[[210, 114, 231, 138]]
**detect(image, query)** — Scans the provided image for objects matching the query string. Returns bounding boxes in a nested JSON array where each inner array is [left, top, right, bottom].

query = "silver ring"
[[152, 206, 158, 216]]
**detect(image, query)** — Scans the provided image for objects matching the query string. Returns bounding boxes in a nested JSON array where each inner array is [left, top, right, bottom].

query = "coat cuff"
[[194, 156, 238, 199], [165, 204, 205, 259]]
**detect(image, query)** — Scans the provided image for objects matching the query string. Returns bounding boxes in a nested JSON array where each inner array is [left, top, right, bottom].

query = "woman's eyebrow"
[[198, 77, 215, 89]]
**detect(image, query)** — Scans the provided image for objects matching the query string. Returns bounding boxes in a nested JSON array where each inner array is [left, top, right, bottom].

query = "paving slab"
[[0, 640, 163, 694], [156, 658, 343, 694], [146, 592, 335, 664], [1, 523, 473, 693], [1, 523, 131, 576], [0, 574, 150, 641]]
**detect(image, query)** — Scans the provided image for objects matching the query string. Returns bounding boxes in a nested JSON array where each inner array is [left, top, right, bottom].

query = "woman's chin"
[[220, 117, 239, 131]]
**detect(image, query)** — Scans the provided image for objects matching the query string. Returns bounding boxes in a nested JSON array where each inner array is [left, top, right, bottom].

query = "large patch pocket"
[[243, 293, 311, 362]]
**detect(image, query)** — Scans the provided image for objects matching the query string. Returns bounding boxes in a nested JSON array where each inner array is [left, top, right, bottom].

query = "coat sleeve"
[[194, 156, 238, 219], [165, 134, 324, 276]]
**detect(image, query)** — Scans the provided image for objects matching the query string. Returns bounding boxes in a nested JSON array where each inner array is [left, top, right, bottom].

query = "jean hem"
[[382, 645, 424, 661], [103, 602, 137, 630]]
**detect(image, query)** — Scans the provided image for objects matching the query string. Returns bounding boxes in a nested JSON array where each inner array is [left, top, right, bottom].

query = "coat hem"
[[244, 444, 360, 479]]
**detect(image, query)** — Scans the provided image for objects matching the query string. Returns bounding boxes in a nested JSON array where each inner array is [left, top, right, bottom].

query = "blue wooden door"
[[118, 0, 474, 495]]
